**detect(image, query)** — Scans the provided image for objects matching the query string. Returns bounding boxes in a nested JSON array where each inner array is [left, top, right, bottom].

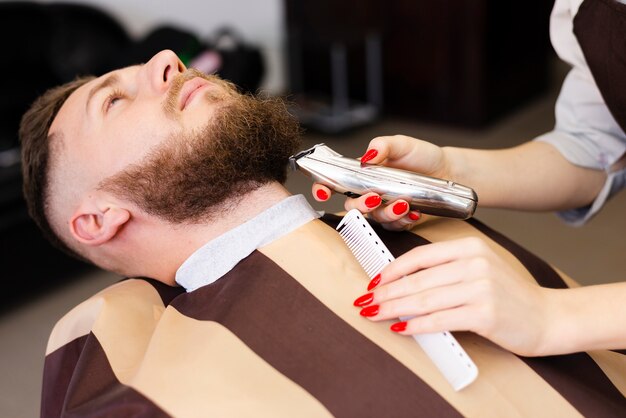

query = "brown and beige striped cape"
[[42, 214, 626, 417]]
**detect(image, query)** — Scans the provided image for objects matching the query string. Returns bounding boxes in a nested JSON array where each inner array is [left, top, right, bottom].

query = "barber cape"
[[42, 214, 626, 417]]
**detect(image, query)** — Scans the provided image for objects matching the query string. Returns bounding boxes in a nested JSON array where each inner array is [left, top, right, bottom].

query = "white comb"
[[337, 209, 478, 391]]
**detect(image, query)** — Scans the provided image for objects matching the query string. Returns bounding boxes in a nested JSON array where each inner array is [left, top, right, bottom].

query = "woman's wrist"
[[441, 146, 495, 206], [441, 146, 468, 185], [532, 288, 577, 356], [536, 284, 626, 355]]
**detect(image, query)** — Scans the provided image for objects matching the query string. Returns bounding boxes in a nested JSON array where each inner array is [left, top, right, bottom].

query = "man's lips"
[[179, 77, 211, 110]]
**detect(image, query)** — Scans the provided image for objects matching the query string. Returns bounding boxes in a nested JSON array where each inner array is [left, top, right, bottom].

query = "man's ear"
[[69, 196, 131, 247]]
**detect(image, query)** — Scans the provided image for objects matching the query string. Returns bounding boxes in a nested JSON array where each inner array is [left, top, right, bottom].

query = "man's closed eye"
[[103, 89, 126, 113]]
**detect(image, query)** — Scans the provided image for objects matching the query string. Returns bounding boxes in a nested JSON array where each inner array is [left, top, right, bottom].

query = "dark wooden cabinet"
[[286, 0, 554, 127]]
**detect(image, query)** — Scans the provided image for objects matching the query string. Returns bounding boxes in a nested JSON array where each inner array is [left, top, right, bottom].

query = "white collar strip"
[[175, 194, 321, 292]]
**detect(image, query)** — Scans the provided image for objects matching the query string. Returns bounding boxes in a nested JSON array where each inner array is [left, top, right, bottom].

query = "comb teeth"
[[337, 210, 395, 278]]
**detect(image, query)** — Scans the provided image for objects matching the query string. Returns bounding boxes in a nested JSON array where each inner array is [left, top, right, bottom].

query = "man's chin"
[[103, 92, 301, 225]]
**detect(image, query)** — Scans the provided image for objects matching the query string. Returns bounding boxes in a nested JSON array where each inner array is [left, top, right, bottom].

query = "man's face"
[[49, 50, 234, 188], [49, 49, 300, 227]]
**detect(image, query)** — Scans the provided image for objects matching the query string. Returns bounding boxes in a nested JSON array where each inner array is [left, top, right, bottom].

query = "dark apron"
[[574, 0, 626, 134]]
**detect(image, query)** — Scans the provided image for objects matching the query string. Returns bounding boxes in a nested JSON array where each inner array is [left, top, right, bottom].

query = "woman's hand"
[[352, 237, 558, 356], [313, 135, 609, 215], [312, 135, 451, 230]]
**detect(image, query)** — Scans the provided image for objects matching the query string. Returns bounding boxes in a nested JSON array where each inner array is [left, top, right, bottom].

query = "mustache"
[[163, 69, 238, 118]]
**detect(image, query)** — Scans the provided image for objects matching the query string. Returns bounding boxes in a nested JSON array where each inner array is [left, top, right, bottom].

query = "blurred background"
[[0, 1, 624, 416]]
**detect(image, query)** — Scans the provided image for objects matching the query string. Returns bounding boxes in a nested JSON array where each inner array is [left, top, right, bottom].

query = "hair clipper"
[[289, 143, 478, 219]]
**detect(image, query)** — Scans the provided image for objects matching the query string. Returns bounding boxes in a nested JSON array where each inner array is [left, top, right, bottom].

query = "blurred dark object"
[[109, 26, 266, 94], [104, 26, 204, 73], [286, 0, 554, 128], [205, 28, 265, 94], [0, 2, 132, 153], [0, 1, 131, 290], [0, 2, 264, 295], [46, 3, 133, 82], [287, 0, 384, 134]]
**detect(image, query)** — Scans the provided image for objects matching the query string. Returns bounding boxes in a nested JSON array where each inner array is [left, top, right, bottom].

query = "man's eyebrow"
[[85, 73, 120, 112]]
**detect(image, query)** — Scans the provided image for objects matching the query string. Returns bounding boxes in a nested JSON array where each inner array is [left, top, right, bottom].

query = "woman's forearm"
[[444, 141, 607, 211], [541, 282, 626, 354]]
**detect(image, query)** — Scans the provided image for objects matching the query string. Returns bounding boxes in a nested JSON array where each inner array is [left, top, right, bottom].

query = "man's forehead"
[[49, 65, 138, 135]]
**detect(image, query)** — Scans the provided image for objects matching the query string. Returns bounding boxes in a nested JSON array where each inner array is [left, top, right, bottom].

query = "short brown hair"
[[19, 76, 94, 259]]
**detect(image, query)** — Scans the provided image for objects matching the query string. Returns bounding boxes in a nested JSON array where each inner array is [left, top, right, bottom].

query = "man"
[[20, 49, 301, 280], [21, 50, 625, 417]]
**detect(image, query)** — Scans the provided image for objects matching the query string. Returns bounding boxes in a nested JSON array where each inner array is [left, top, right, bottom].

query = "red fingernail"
[[365, 195, 382, 208], [367, 274, 381, 291], [390, 321, 408, 332], [316, 189, 329, 201], [353, 292, 374, 307], [360, 305, 379, 317], [393, 201, 409, 215], [408, 212, 420, 221], [360, 149, 378, 164]]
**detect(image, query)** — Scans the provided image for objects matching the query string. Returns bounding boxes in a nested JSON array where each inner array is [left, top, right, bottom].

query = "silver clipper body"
[[290, 144, 478, 219]]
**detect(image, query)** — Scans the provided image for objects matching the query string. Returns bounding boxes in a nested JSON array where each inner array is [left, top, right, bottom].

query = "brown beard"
[[99, 84, 302, 224]]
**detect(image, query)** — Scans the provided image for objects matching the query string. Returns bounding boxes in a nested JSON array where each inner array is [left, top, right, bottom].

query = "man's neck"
[[125, 183, 293, 285]]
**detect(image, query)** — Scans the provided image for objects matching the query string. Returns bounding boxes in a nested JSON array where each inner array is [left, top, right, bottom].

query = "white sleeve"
[[534, 0, 626, 225]]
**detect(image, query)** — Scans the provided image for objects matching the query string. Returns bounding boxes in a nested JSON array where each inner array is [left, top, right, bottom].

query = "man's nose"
[[142, 49, 186, 94]]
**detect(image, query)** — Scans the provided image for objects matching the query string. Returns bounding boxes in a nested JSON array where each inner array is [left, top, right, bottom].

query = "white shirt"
[[535, 0, 626, 225], [175, 194, 321, 292]]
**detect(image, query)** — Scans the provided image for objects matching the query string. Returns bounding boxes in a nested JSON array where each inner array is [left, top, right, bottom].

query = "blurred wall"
[[25, 0, 286, 93]]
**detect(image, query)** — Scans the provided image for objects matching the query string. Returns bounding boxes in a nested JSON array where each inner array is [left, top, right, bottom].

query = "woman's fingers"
[[378, 237, 493, 286], [351, 236, 554, 355], [379, 214, 421, 231], [367, 135, 419, 166], [371, 259, 468, 304], [369, 200, 409, 222], [367, 135, 446, 176], [312, 183, 332, 202], [392, 305, 483, 335], [344, 196, 421, 230], [361, 280, 481, 322], [312, 185, 420, 230], [343, 192, 383, 212]]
